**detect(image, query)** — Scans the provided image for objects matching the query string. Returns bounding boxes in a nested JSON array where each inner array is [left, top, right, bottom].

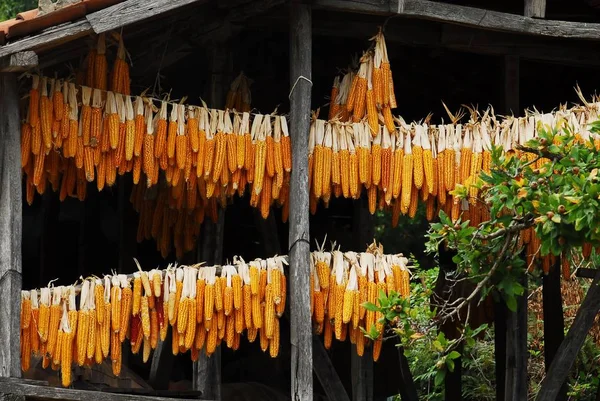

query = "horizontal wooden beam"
[[0, 20, 91, 59], [313, 0, 600, 40], [0, 377, 207, 401], [86, 0, 209, 34], [0, 50, 37, 72]]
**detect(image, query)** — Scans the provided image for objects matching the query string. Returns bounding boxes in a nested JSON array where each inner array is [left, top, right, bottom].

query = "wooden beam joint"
[[0, 51, 38, 72]]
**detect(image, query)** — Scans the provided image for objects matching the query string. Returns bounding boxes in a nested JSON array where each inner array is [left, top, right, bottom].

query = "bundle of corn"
[[21, 256, 288, 386], [310, 240, 410, 361], [341, 29, 396, 135], [225, 72, 252, 113]]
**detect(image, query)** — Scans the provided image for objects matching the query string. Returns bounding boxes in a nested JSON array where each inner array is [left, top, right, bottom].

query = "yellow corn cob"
[[204, 284, 214, 325], [196, 279, 205, 324], [401, 153, 413, 211], [185, 301, 196, 350], [232, 275, 242, 310], [212, 132, 226, 183], [86, 314, 97, 360], [423, 148, 434, 194], [76, 310, 89, 366], [47, 304, 61, 358], [214, 278, 224, 312], [141, 296, 151, 339], [413, 144, 423, 190], [206, 320, 218, 355], [195, 323, 206, 350], [31, 309, 40, 355], [149, 309, 158, 349], [177, 297, 189, 335], [243, 285, 253, 329], [252, 294, 262, 329], [324, 319, 333, 350], [265, 284, 275, 338], [60, 330, 73, 387], [253, 140, 267, 195], [269, 318, 280, 358], [342, 289, 354, 324], [366, 90, 378, 135], [373, 335, 382, 362], [132, 277, 141, 316], [171, 280, 183, 326], [111, 286, 121, 333], [101, 303, 110, 357], [409, 185, 419, 218], [119, 287, 132, 343], [224, 286, 233, 317], [171, 327, 180, 355]]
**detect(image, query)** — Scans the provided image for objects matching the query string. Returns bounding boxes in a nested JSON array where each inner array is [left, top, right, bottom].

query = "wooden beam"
[[397, 346, 419, 401], [0, 20, 91, 59], [542, 260, 568, 401], [536, 270, 600, 400], [0, 73, 22, 379], [312, 336, 351, 401], [351, 196, 374, 401], [0, 377, 206, 401], [524, 0, 546, 18], [148, 332, 174, 390], [504, 275, 528, 401], [0, 51, 37, 72], [86, 0, 209, 34], [313, 0, 600, 40], [289, 2, 313, 401]]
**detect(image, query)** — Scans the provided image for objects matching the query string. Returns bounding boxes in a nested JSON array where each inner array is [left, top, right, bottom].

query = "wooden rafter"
[[313, 0, 600, 40]]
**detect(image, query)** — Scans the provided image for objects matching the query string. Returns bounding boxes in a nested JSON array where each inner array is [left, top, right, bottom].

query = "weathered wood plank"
[[576, 268, 596, 279], [397, 346, 419, 401], [313, 0, 600, 39], [351, 196, 374, 401], [536, 270, 600, 400], [504, 275, 528, 401], [148, 333, 174, 390], [494, 300, 507, 401], [524, 0, 546, 18], [0, 51, 37, 72], [312, 336, 351, 401], [0, 73, 22, 379], [0, 377, 205, 401], [542, 260, 568, 401], [289, 2, 313, 401], [351, 346, 373, 401], [0, 20, 91, 59], [87, 0, 208, 34]]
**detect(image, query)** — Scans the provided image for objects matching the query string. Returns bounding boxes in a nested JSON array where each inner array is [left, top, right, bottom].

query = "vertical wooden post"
[[543, 260, 567, 401], [351, 195, 373, 401], [524, 0, 546, 18], [289, 2, 313, 400], [504, 56, 520, 116], [504, 275, 528, 401], [494, 301, 507, 401], [192, 43, 230, 401], [536, 271, 600, 401], [0, 73, 23, 378]]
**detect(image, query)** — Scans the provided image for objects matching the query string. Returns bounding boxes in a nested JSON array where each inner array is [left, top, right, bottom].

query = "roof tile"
[[7, 3, 87, 40]]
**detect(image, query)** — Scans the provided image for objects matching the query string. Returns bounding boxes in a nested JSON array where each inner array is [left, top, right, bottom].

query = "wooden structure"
[[2, 0, 600, 400]]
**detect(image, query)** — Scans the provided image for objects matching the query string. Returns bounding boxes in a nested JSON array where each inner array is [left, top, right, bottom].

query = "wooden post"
[[351, 195, 373, 401], [536, 270, 600, 400], [542, 260, 567, 401], [494, 300, 507, 401], [445, 343, 463, 401], [192, 43, 230, 401], [504, 274, 528, 401], [289, 1, 313, 400], [397, 346, 419, 401], [504, 56, 520, 116], [312, 336, 351, 401], [0, 73, 23, 379], [524, 0, 546, 18]]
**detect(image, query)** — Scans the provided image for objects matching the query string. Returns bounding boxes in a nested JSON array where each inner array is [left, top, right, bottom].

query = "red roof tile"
[[0, 0, 124, 47]]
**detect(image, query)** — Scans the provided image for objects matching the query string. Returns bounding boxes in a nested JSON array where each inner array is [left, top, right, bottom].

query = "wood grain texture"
[[536, 270, 600, 401], [87, 0, 208, 34], [0, 377, 205, 401], [504, 275, 528, 401], [314, 0, 600, 39], [0, 20, 91, 59], [289, 2, 313, 401], [0, 51, 38, 72], [524, 0, 546, 18], [0, 73, 22, 379]]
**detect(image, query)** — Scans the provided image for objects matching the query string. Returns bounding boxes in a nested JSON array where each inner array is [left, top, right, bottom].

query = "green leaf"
[[434, 370, 446, 387], [506, 295, 517, 312], [446, 358, 455, 372], [362, 302, 379, 312], [447, 351, 461, 360]]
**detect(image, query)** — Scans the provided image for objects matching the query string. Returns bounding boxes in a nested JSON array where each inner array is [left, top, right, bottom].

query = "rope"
[[288, 75, 313, 100]]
